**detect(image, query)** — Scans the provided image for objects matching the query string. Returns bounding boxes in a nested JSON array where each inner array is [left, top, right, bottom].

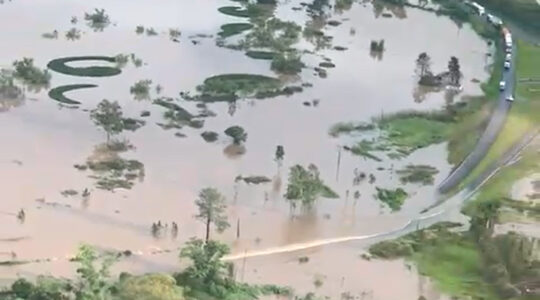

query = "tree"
[[73, 244, 116, 300], [179, 238, 230, 283], [285, 164, 337, 208], [275, 145, 285, 162], [91, 100, 124, 144], [416, 52, 431, 77], [195, 187, 230, 242], [116, 274, 184, 300], [448, 56, 461, 86], [224, 125, 247, 144]]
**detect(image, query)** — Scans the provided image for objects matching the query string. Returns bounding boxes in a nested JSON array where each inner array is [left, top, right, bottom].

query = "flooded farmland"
[[0, 0, 491, 298]]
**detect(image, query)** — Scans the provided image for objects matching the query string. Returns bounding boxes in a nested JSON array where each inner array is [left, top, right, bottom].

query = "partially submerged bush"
[[224, 125, 247, 144], [245, 51, 276, 60], [329, 122, 374, 137], [396, 165, 439, 185], [84, 8, 110, 31], [201, 131, 219, 142], [374, 187, 408, 211], [271, 52, 304, 75], [130, 79, 153, 100], [285, 164, 338, 208]]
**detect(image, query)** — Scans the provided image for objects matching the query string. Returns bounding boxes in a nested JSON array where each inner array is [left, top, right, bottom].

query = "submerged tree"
[[416, 52, 431, 77], [224, 125, 247, 144], [275, 145, 285, 162], [285, 164, 338, 209], [194, 187, 230, 242], [90, 99, 124, 144], [448, 56, 461, 86]]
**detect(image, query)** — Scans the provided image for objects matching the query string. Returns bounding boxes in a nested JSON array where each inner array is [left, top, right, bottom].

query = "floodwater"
[[0, 0, 489, 297]]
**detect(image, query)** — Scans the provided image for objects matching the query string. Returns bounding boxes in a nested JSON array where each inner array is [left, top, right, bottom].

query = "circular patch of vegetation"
[[245, 51, 276, 60], [218, 6, 250, 18], [48, 84, 98, 105], [219, 23, 254, 38], [47, 56, 121, 77]]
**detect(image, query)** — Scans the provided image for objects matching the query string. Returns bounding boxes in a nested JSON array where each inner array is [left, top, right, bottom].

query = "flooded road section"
[[1, 0, 488, 297]]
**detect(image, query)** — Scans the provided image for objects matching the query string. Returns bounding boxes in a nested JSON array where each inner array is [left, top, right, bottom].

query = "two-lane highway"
[[438, 41, 516, 192]]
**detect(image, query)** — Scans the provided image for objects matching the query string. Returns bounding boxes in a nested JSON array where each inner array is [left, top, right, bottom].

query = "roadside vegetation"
[[460, 40, 540, 190], [369, 213, 540, 299]]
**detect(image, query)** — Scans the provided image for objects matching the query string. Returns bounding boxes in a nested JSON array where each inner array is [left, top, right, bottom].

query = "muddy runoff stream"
[[0, 0, 489, 298]]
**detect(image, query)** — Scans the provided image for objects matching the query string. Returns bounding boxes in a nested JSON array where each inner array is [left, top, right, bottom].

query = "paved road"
[[438, 41, 517, 193]]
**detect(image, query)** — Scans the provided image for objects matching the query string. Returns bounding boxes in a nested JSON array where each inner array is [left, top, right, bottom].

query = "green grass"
[[459, 40, 540, 190], [218, 6, 250, 17], [219, 23, 253, 38], [195, 73, 281, 100], [379, 117, 451, 155], [47, 56, 121, 77], [328, 122, 375, 137], [369, 224, 498, 299], [412, 241, 496, 299], [245, 51, 276, 60], [374, 187, 408, 211], [48, 84, 98, 105]]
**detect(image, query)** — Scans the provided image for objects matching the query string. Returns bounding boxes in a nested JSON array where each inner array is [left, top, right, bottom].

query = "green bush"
[[271, 52, 304, 75]]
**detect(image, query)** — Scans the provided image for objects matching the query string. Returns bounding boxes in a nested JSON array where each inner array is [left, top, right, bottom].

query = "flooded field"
[[0, 0, 490, 297]]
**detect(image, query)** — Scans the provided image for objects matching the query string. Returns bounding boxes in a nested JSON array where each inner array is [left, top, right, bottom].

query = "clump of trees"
[[374, 187, 408, 211], [12, 58, 51, 87], [84, 8, 110, 31], [224, 125, 247, 144], [129, 79, 153, 100], [415, 53, 461, 87], [285, 164, 338, 209], [271, 52, 304, 75]]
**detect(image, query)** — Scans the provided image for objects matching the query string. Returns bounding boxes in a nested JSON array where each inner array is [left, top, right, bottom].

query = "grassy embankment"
[[459, 40, 540, 189]]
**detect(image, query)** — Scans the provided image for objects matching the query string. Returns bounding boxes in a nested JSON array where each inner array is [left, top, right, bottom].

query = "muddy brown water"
[[0, 0, 488, 297]]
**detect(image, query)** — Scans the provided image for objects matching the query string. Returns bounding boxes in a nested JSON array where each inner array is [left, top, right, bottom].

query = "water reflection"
[[224, 143, 247, 159], [412, 84, 443, 103], [75, 141, 145, 191], [0, 70, 25, 112], [372, 0, 407, 19]]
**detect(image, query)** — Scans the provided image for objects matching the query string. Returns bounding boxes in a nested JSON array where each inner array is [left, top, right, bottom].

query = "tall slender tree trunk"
[[205, 217, 211, 242]]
